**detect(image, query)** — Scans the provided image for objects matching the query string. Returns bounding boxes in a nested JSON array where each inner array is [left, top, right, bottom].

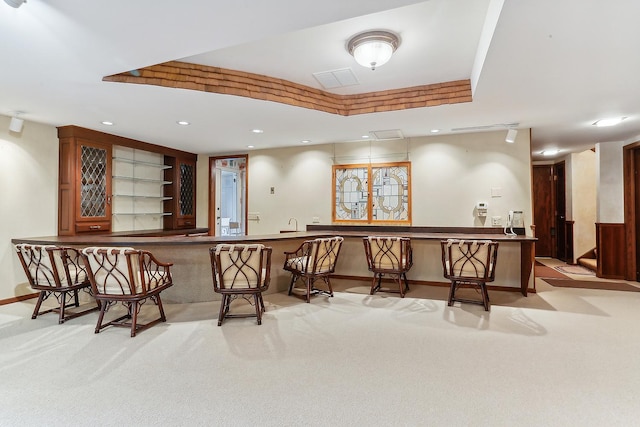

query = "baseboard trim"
[[0, 292, 39, 306], [332, 274, 536, 294]]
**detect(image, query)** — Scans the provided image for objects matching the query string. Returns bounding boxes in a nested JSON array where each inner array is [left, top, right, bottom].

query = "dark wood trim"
[[565, 220, 575, 263], [0, 292, 39, 306], [623, 140, 640, 280], [596, 222, 626, 279], [307, 224, 508, 234], [57, 125, 197, 161]]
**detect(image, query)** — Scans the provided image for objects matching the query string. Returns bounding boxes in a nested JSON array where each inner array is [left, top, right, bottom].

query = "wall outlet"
[[312, 216, 320, 223], [491, 216, 502, 226]]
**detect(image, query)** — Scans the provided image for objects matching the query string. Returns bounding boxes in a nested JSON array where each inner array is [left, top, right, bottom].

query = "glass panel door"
[[211, 156, 247, 236]]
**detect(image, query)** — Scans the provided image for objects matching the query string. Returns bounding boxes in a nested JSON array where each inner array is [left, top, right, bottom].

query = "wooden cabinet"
[[164, 157, 196, 229], [58, 135, 112, 235], [58, 126, 197, 235]]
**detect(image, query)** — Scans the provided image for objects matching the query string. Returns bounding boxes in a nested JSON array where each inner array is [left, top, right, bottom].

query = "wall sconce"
[[505, 128, 518, 143], [9, 114, 24, 133], [4, 0, 26, 8], [347, 30, 400, 71]]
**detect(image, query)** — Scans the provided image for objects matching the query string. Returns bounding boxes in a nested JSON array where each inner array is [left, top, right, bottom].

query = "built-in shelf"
[[113, 194, 173, 200], [113, 157, 172, 169], [112, 175, 173, 185], [113, 212, 172, 216]]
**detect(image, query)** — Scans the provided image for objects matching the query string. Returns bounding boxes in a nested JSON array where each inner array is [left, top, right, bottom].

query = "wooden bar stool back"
[[363, 236, 413, 297], [441, 239, 498, 311]]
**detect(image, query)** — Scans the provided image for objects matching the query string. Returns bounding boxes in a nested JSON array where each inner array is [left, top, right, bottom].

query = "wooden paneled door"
[[533, 165, 554, 257]]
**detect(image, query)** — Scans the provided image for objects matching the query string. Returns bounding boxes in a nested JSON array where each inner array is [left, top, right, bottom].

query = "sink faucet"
[[288, 217, 298, 231]]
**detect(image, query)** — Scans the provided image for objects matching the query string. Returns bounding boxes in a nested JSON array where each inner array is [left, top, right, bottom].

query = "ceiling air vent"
[[312, 68, 359, 89], [371, 129, 404, 140]]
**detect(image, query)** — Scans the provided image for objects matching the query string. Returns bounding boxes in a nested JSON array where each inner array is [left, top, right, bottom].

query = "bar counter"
[[12, 228, 536, 304]]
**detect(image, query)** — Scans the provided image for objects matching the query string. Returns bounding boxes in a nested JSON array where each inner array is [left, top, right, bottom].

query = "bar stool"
[[283, 236, 343, 303], [362, 236, 413, 297], [210, 244, 272, 325], [441, 239, 499, 311], [14, 244, 99, 324]]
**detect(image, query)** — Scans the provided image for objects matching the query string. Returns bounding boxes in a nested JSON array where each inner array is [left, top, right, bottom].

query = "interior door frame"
[[623, 140, 640, 280], [208, 154, 248, 236]]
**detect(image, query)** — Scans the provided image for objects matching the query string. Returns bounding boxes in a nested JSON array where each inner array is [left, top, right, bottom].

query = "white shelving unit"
[[112, 146, 173, 232]]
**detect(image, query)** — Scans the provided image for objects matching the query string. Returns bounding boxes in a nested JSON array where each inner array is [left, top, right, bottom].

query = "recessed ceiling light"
[[593, 117, 627, 127], [542, 149, 559, 156], [177, 120, 190, 126], [301, 140, 311, 144], [252, 129, 263, 133], [101, 121, 114, 126], [362, 135, 370, 139], [430, 129, 440, 133], [247, 145, 255, 148]]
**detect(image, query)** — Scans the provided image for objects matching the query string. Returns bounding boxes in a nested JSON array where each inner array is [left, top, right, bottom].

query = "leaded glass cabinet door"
[[176, 158, 196, 228], [76, 140, 112, 231]]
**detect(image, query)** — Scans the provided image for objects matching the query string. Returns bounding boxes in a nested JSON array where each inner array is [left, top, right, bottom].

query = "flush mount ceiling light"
[[347, 30, 400, 71], [593, 117, 627, 127], [4, 0, 26, 8], [542, 149, 559, 156]]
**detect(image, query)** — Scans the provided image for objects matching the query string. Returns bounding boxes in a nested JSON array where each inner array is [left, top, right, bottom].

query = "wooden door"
[[533, 165, 554, 256]]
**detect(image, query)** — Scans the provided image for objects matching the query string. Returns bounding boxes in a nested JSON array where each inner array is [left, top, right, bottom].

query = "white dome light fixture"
[[347, 30, 400, 71], [4, 0, 26, 8]]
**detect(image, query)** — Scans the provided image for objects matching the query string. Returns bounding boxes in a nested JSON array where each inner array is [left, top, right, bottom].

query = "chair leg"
[[369, 275, 377, 295], [325, 276, 334, 297], [130, 301, 139, 337], [73, 289, 80, 307], [95, 302, 107, 334], [57, 292, 67, 324], [403, 273, 410, 292], [305, 278, 312, 303], [31, 291, 46, 319], [288, 274, 297, 296], [217, 294, 227, 326], [447, 281, 456, 306], [397, 275, 405, 298], [155, 294, 167, 322], [481, 283, 490, 311], [254, 294, 262, 325], [258, 293, 266, 313]]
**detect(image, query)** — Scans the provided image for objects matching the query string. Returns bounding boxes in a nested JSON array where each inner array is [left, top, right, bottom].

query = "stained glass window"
[[333, 162, 410, 224]]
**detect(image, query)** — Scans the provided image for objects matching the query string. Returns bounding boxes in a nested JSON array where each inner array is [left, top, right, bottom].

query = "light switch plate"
[[491, 216, 502, 226]]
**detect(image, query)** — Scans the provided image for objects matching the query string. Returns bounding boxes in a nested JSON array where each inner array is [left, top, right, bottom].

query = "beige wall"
[[568, 150, 597, 261], [596, 140, 626, 224], [235, 130, 533, 234], [1, 115, 59, 301]]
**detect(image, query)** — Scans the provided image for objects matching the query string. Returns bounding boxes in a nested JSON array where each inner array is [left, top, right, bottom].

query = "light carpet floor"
[[1, 278, 640, 427]]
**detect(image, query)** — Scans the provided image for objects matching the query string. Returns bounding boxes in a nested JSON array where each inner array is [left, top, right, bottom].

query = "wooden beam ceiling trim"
[[103, 61, 472, 116]]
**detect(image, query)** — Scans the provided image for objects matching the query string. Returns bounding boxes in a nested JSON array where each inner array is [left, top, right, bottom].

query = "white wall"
[[596, 141, 625, 223], [241, 130, 533, 234], [1, 116, 59, 300]]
